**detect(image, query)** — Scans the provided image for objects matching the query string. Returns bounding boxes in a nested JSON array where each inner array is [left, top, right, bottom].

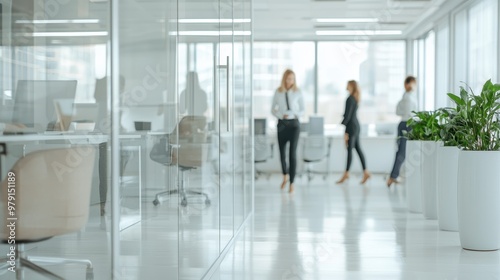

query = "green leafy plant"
[[405, 110, 441, 141], [447, 79, 500, 151], [437, 107, 464, 147]]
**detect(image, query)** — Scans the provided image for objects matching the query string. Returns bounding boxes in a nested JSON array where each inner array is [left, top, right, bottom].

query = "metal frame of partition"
[[109, 1, 121, 279]]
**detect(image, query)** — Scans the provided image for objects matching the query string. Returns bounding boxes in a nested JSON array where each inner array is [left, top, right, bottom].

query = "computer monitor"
[[12, 80, 78, 131]]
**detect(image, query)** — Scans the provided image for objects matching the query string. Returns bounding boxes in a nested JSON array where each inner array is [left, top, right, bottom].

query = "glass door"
[[233, 0, 246, 230], [218, 4, 235, 251], [178, 0, 221, 278]]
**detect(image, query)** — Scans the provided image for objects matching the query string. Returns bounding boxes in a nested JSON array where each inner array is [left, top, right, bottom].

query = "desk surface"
[[0, 132, 147, 143]]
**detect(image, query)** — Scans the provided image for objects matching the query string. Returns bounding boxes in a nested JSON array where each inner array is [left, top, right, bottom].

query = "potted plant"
[[403, 114, 426, 213], [407, 111, 441, 220], [448, 79, 500, 250], [435, 106, 463, 231]]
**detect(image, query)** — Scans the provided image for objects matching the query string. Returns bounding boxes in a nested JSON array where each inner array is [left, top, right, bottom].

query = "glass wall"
[[253, 40, 406, 129], [467, 0, 498, 92], [0, 1, 253, 280], [0, 1, 114, 280], [317, 41, 406, 126], [413, 0, 499, 109]]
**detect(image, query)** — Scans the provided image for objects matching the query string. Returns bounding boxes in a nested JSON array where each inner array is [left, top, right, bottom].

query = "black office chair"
[[150, 116, 211, 207]]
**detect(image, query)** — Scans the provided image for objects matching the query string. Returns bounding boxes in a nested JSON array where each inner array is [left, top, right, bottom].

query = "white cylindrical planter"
[[437, 146, 459, 231], [405, 140, 422, 213], [420, 141, 438, 220], [458, 151, 500, 251]]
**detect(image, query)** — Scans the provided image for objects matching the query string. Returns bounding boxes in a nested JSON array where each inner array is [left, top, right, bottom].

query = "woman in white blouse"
[[271, 69, 305, 193]]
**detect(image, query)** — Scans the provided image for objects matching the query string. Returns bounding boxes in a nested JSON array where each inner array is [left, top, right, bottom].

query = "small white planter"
[[437, 146, 459, 231], [420, 141, 439, 220], [458, 151, 500, 251], [405, 140, 422, 213]]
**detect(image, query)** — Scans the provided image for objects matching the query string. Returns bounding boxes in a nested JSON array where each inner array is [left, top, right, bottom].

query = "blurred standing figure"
[[271, 69, 305, 193], [336, 80, 371, 185], [180, 72, 208, 116], [387, 76, 417, 187]]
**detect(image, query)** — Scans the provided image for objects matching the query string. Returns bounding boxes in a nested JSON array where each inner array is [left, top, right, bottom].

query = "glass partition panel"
[[219, 42, 235, 251], [0, 1, 113, 279], [116, 0, 179, 278], [233, 0, 246, 233], [243, 0, 253, 219], [178, 0, 221, 278]]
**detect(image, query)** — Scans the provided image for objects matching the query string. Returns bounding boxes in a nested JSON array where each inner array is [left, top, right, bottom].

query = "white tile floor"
[[2, 174, 500, 279], [211, 174, 500, 280]]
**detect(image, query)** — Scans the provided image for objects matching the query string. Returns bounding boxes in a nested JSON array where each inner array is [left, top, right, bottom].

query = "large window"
[[424, 31, 436, 110], [435, 20, 450, 108], [253, 42, 315, 128], [317, 41, 406, 126], [468, 0, 498, 92]]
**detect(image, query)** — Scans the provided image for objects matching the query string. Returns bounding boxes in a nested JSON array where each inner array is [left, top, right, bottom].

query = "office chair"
[[302, 136, 332, 182], [254, 135, 274, 180], [301, 116, 332, 182], [254, 118, 274, 180], [151, 116, 211, 207], [0, 147, 96, 280]]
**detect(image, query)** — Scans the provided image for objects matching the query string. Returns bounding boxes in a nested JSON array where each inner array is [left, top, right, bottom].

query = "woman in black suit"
[[336, 80, 371, 184]]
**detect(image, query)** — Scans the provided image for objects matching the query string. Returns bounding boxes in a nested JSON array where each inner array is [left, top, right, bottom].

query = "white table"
[[0, 132, 151, 231]]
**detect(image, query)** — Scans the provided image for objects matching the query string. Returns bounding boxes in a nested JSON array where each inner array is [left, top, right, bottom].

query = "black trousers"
[[390, 121, 408, 179], [277, 121, 300, 183], [346, 131, 367, 172]]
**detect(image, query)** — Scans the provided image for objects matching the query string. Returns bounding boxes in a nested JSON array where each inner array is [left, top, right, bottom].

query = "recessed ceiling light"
[[169, 31, 251, 36], [315, 18, 379, 23], [176, 19, 251, 23], [15, 19, 100, 24], [316, 30, 402, 36], [19, 31, 108, 37]]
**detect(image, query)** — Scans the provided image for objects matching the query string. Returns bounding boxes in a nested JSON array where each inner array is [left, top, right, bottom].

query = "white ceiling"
[[6, 0, 463, 46], [253, 0, 455, 41]]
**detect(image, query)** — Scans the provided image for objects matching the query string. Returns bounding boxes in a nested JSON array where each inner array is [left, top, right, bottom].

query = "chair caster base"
[[152, 199, 160, 206], [205, 199, 211, 206], [181, 199, 188, 207]]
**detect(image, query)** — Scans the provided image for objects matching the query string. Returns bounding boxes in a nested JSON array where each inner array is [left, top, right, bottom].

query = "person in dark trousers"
[[387, 76, 418, 187], [271, 69, 305, 193], [336, 80, 371, 185]]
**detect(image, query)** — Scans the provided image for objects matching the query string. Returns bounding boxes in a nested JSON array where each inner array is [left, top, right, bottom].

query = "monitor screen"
[[12, 80, 77, 131]]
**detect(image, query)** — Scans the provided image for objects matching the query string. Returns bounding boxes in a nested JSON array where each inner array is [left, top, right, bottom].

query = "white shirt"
[[396, 91, 417, 121], [271, 89, 305, 120]]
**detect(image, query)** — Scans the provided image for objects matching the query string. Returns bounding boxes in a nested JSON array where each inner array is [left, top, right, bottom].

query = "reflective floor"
[[211, 174, 500, 280], [3, 173, 500, 279]]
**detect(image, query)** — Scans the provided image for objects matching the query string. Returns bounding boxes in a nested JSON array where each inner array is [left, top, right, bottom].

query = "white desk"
[[0, 132, 148, 231]]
